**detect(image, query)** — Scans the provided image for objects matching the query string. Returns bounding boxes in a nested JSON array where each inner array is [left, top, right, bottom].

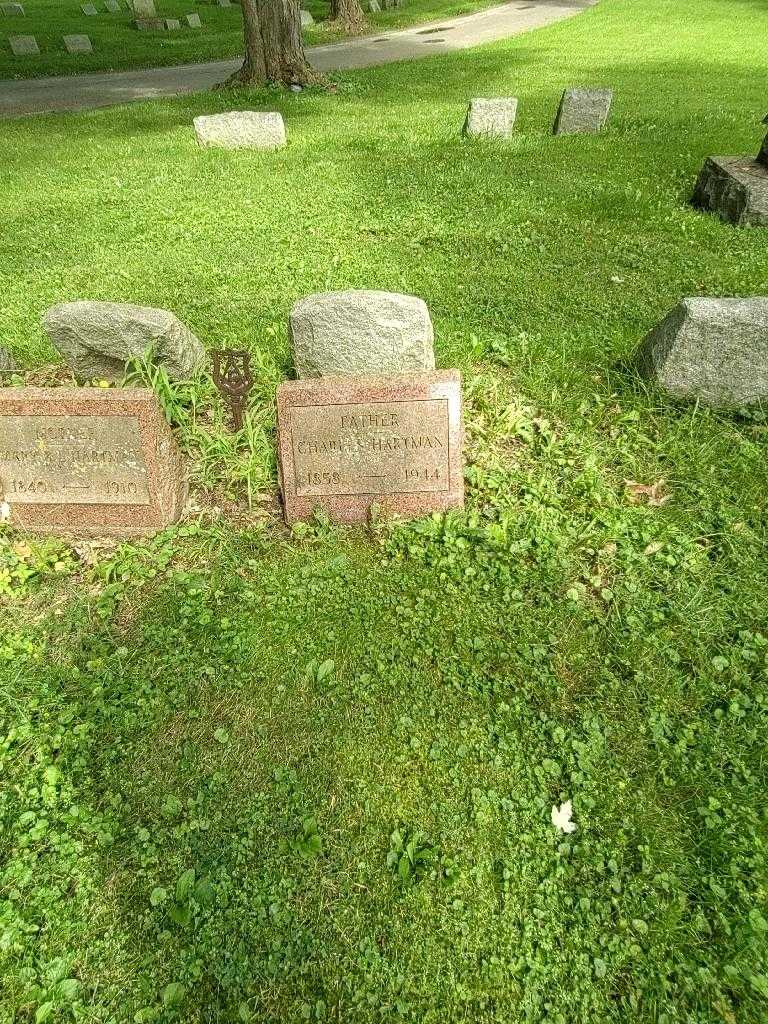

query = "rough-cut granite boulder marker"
[[290, 291, 435, 378], [463, 98, 518, 139], [637, 297, 768, 407], [43, 301, 205, 382], [692, 126, 768, 228], [193, 111, 286, 150], [553, 87, 613, 134]]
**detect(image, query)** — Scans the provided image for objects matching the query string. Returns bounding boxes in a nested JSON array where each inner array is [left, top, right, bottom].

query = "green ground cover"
[[0, 0, 500, 80], [1, 0, 768, 1020]]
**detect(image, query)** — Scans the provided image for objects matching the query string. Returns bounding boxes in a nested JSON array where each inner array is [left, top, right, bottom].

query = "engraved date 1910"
[[7, 479, 140, 497]]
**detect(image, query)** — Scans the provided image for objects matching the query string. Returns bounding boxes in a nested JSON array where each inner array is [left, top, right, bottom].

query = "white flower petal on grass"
[[551, 800, 577, 834]]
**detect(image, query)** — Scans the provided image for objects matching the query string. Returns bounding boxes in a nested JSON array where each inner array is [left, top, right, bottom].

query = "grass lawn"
[[0, 0, 502, 79], [2, 0, 768, 1020]]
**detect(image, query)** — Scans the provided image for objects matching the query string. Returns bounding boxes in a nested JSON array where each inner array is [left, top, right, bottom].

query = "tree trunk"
[[221, 0, 317, 87], [330, 0, 366, 33]]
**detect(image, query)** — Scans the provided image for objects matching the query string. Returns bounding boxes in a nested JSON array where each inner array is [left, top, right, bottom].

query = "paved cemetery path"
[[0, 0, 594, 119]]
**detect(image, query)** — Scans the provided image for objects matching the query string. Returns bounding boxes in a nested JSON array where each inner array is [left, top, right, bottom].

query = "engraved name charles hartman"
[[290, 399, 451, 496], [295, 409, 445, 456]]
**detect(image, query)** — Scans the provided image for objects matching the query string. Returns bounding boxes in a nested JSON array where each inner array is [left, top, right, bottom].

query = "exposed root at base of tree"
[[215, 65, 328, 90], [325, 15, 368, 35]]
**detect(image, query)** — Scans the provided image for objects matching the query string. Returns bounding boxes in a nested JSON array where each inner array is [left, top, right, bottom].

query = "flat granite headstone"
[[63, 34, 93, 53], [193, 111, 286, 150], [9, 34, 38, 54], [81, 3, 98, 14], [553, 86, 613, 134], [0, 388, 187, 537], [277, 371, 464, 524], [1, 3, 25, 15], [186, 12, 201, 26], [104, 0, 121, 11], [165, 16, 180, 28], [463, 98, 518, 139], [637, 297, 768, 407], [135, 16, 164, 29]]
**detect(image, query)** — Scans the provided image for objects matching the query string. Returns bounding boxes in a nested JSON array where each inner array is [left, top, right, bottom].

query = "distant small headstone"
[[276, 371, 464, 524], [463, 97, 518, 139], [0, 388, 187, 537], [300, 8, 313, 26], [1, 2, 25, 14], [135, 16, 164, 29], [186, 11, 201, 26], [165, 16, 180, 28], [290, 291, 435, 378], [132, 0, 156, 15], [81, 3, 98, 14], [104, 0, 121, 11], [0, 346, 17, 372], [368, 0, 380, 10], [637, 297, 768, 407], [42, 300, 205, 381], [553, 86, 613, 134], [193, 111, 286, 150], [9, 33, 38, 54], [63, 34, 93, 53], [216, 0, 232, 6]]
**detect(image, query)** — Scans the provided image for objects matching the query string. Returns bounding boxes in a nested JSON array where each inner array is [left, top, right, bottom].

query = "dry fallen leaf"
[[551, 800, 577, 834], [624, 479, 671, 506], [643, 541, 665, 556]]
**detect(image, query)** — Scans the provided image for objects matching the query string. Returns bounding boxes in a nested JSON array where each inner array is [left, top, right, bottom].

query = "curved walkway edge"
[[0, 0, 595, 119]]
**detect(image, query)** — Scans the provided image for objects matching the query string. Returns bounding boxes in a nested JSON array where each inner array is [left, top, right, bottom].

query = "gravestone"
[[193, 111, 286, 150], [217, 0, 232, 7], [553, 86, 613, 134], [104, 0, 121, 11], [135, 16, 164, 28], [63, 34, 93, 53], [132, 0, 156, 16], [0, 346, 17, 372], [81, 3, 98, 14], [463, 97, 518, 139], [368, 0, 380, 10], [9, 34, 38, 54], [300, 9, 313, 26], [42, 300, 205, 382], [692, 124, 768, 227], [1, 2, 25, 14], [186, 12, 201, 26], [290, 290, 435, 378], [637, 297, 768, 407], [0, 388, 187, 537], [165, 16, 180, 27], [276, 371, 464, 524]]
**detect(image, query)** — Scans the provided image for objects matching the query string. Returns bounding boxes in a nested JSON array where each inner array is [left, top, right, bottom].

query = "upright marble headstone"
[[132, 0, 156, 16], [277, 371, 464, 524], [300, 9, 314, 26], [553, 87, 613, 134], [1, 3, 25, 15], [81, 3, 98, 14], [63, 34, 93, 53], [165, 16, 180, 28], [186, 12, 202, 26], [9, 34, 38, 54], [0, 388, 187, 536], [104, 0, 121, 11], [193, 111, 286, 150]]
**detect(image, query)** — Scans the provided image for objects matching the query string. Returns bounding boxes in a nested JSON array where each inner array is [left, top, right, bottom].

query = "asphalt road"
[[0, 0, 593, 118]]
